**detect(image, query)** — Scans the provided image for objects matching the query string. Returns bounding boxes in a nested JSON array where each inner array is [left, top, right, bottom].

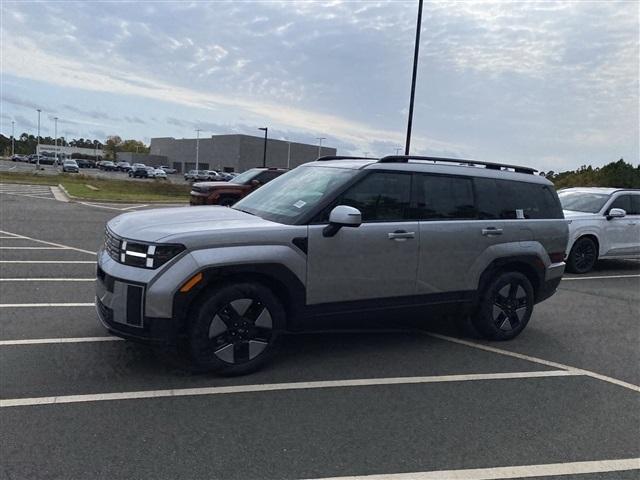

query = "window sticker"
[[293, 200, 306, 209], [516, 209, 525, 219]]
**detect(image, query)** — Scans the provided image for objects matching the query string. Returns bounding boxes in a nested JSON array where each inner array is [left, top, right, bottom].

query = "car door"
[[306, 171, 419, 305], [604, 194, 639, 255]]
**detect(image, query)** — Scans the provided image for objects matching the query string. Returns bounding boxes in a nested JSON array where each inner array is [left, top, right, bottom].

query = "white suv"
[[559, 188, 640, 273]]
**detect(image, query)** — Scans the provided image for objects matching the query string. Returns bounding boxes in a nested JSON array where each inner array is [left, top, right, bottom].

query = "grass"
[[0, 171, 190, 202]]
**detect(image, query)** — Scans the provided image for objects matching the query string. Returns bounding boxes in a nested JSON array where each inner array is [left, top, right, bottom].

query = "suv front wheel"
[[188, 282, 285, 375], [472, 271, 534, 341]]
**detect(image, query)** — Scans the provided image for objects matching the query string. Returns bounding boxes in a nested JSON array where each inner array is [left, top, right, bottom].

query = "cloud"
[[2, 93, 49, 111]]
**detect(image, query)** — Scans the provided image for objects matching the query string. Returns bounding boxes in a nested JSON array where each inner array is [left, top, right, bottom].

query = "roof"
[[558, 187, 640, 194]]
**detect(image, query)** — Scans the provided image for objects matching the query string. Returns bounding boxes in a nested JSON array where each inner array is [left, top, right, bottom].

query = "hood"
[[107, 206, 277, 243], [563, 209, 599, 220], [192, 181, 229, 189]]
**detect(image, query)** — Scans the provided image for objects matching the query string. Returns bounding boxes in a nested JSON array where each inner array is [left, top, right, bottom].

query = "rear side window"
[[475, 178, 563, 219], [337, 172, 411, 222], [630, 196, 640, 215], [256, 171, 282, 183], [412, 174, 476, 220]]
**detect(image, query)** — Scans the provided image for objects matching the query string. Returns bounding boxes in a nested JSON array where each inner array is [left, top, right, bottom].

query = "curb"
[[52, 184, 70, 202]]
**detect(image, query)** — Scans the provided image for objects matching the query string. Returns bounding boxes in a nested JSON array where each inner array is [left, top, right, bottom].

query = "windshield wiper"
[[234, 207, 256, 216]]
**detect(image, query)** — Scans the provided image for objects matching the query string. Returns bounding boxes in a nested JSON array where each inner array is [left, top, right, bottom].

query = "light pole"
[[316, 137, 326, 157], [36, 109, 41, 169], [11, 121, 15, 157], [405, 0, 423, 155], [258, 127, 268, 167], [395, 146, 402, 155], [195, 129, 201, 171], [363, 151, 369, 158], [53, 117, 58, 164]]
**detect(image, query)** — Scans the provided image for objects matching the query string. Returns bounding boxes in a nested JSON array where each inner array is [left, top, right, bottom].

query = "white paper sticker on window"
[[294, 200, 306, 209], [516, 209, 525, 219]]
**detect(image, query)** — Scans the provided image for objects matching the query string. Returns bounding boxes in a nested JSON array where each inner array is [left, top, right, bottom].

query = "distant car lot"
[[0, 186, 638, 479]]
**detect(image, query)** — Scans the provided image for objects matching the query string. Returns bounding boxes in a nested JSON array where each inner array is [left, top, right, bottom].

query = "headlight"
[[104, 230, 185, 269]]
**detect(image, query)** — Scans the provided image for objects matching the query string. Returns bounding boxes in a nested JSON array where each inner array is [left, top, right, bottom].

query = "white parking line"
[[0, 278, 95, 282], [0, 246, 67, 250], [563, 274, 640, 280], [306, 458, 640, 480], [0, 370, 581, 408], [0, 230, 96, 255], [0, 336, 122, 346], [427, 332, 640, 393], [0, 260, 96, 264], [0, 303, 95, 308]]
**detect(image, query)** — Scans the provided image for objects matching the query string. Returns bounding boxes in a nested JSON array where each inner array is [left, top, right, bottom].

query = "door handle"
[[482, 227, 503, 236], [388, 230, 415, 240]]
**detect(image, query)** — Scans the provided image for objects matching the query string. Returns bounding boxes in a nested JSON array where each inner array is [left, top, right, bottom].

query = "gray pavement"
[[0, 191, 639, 480]]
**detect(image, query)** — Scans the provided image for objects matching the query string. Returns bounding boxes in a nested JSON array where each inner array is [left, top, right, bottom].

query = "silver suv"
[[96, 155, 568, 374]]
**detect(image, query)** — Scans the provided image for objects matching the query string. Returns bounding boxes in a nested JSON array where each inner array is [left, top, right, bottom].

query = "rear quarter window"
[[474, 178, 563, 219]]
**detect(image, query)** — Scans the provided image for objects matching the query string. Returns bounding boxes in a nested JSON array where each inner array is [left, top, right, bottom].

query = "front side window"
[[608, 195, 631, 214], [630, 195, 640, 215], [413, 174, 475, 220], [330, 172, 411, 222]]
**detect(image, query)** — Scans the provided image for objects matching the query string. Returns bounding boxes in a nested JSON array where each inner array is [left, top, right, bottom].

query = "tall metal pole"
[[54, 117, 58, 164], [36, 109, 41, 169], [258, 127, 268, 168], [11, 121, 15, 157], [395, 146, 402, 155], [405, 0, 423, 156], [195, 129, 201, 171], [316, 137, 326, 157]]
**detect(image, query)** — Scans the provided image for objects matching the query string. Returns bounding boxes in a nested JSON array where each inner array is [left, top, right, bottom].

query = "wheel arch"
[[477, 256, 544, 303], [570, 233, 600, 258]]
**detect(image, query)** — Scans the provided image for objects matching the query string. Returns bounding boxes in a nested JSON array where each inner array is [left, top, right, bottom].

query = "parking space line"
[[0, 192, 56, 201], [563, 274, 640, 280], [427, 332, 640, 393], [0, 260, 96, 264], [0, 246, 68, 250], [0, 370, 581, 408], [0, 278, 95, 281], [306, 458, 640, 480], [0, 303, 95, 308], [0, 336, 122, 346], [0, 230, 96, 255]]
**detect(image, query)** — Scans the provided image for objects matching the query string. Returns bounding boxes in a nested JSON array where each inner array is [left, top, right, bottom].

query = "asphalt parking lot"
[[0, 185, 638, 480]]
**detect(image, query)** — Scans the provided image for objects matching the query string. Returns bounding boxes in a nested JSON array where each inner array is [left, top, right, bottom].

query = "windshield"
[[558, 191, 609, 213], [230, 168, 261, 184], [233, 165, 359, 224]]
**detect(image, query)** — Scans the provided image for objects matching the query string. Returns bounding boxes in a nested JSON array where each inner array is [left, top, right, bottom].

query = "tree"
[[120, 139, 149, 154], [104, 135, 122, 160]]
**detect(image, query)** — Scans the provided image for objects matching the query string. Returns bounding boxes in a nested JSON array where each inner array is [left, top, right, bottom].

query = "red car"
[[189, 168, 287, 206]]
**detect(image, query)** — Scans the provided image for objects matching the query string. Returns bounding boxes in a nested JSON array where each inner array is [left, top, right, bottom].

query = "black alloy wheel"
[[567, 237, 597, 274], [189, 282, 284, 375], [473, 271, 534, 341]]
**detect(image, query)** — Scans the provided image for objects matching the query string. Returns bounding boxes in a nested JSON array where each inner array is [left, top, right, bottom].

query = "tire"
[[188, 282, 285, 375], [472, 271, 534, 341], [218, 197, 237, 207], [566, 237, 597, 274]]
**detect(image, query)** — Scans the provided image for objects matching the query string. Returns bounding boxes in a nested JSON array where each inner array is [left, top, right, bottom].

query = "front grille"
[[104, 229, 121, 261]]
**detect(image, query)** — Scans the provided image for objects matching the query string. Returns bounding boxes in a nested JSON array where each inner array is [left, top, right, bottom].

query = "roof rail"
[[317, 155, 377, 162], [378, 155, 537, 174]]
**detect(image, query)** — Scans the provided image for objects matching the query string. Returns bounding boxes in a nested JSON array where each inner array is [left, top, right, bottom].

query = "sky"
[[0, 0, 638, 172]]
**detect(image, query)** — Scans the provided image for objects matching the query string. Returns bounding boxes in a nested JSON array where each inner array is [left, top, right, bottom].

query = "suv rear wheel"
[[472, 271, 534, 341], [566, 236, 597, 274], [188, 282, 285, 375], [218, 196, 237, 207]]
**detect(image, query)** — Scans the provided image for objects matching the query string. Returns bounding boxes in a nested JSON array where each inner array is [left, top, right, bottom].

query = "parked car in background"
[[558, 187, 640, 273], [99, 161, 117, 171], [190, 167, 287, 206], [153, 168, 167, 179], [159, 165, 177, 174], [116, 162, 132, 172], [129, 165, 150, 178], [99, 155, 567, 374], [76, 159, 95, 168], [10, 154, 25, 162], [184, 170, 206, 181], [61, 159, 79, 173]]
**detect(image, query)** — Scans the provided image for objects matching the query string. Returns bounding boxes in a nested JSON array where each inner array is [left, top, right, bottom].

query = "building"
[[36, 144, 104, 159], [149, 134, 336, 173]]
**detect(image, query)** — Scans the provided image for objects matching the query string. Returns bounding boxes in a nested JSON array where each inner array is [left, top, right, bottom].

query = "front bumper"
[[189, 192, 209, 205]]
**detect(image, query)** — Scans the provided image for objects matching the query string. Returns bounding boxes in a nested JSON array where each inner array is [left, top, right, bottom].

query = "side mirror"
[[323, 206, 362, 237], [607, 208, 626, 220]]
